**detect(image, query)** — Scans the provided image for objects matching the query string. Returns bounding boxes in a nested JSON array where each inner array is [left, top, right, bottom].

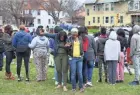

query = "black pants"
[[5, 51, 13, 74], [16, 50, 30, 78], [0, 53, 3, 69], [83, 58, 87, 84]]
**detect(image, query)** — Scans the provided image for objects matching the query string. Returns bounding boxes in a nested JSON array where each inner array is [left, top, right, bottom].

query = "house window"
[[128, 1, 134, 10], [97, 5, 102, 11], [87, 9, 89, 16], [135, 3, 139, 10], [105, 4, 109, 11], [29, 10, 32, 15], [93, 5, 96, 11], [110, 16, 114, 24], [120, 16, 123, 23], [48, 19, 51, 24], [88, 21, 90, 25], [25, 10, 29, 14], [111, 3, 114, 11], [105, 17, 109, 23], [37, 10, 41, 15], [97, 5, 100, 11], [103, 16, 104, 24], [93, 17, 95, 23], [37, 19, 41, 24], [98, 17, 100, 23]]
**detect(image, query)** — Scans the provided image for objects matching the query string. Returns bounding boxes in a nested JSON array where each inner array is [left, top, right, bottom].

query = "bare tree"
[[0, 0, 24, 26], [36, 0, 66, 25], [63, 0, 80, 24]]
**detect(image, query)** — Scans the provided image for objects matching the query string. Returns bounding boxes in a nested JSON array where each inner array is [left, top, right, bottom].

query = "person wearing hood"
[[2, 25, 15, 80], [104, 31, 121, 85], [29, 28, 49, 82], [129, 25, 140, 85], [96, 27, 108, 83], [12, 25, 32, 82]]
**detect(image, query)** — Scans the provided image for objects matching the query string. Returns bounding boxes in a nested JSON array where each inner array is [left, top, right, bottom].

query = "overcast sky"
[[77, 0, 85, 3]]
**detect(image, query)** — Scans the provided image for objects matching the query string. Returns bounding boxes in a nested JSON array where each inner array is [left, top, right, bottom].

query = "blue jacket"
[[49, 38, 55, 50], [12, 30, 32, 48]]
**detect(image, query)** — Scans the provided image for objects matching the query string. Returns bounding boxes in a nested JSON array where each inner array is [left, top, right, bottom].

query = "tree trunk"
[[14, 16, 19, 27], [54, 18, 58, 25], [71, 16, 73, 24]]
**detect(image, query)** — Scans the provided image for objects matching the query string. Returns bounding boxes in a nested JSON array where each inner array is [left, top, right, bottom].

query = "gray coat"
[[96, 36, 108, 56], [84, 35, 97, 61], [2, 33, 14, 52], [130, 25, 140, 57]]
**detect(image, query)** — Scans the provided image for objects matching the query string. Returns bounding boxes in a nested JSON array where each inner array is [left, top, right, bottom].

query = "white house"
[[23, 0, 67, 29]]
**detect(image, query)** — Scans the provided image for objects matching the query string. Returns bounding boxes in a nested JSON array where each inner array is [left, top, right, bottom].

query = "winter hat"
[[71, 28, 78, 34], [54, 26, 63, 33]]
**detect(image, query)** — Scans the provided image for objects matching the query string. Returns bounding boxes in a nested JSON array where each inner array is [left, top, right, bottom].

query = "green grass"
[[0, 59, 139, 95], [88, 29, 99, 34]]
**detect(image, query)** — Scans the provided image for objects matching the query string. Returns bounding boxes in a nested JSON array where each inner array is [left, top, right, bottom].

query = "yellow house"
[[85, 0, 132, 27]]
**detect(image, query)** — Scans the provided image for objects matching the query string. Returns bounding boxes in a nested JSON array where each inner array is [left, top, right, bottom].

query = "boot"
[[5, 72, 15, 80], [9, 72, 15, 80]]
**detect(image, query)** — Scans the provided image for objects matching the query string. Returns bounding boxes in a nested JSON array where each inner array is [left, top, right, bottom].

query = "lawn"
[[88, 28, 99, 34], [0, 59, 139, 95]]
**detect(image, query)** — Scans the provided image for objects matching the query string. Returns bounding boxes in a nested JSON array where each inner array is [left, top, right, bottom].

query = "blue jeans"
[[70, 57, 83, 89], [0, 53, 3, 69], [83, 60, 94, 83], [86, 60, 94, 82], [54, 64, 58, 82]]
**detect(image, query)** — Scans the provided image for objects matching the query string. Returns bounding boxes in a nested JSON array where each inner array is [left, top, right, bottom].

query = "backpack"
[[0, 39, 5, 53], [16, 34, 29, 52]]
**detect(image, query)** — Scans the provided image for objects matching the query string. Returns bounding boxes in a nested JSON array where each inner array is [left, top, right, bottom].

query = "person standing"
[[66, 28, 84, 92], [0, 29, 4, 71], [44, 28, 68, 92], [104, 31, 121, 85], [96, 27, 108, 83], [12, 25, 32, 82], [129, 25, 140, 85], [79, 27, 97, 87], [3, 25, 15, 80], [29, 28, 49, 82], [116, 29, 128, 83]]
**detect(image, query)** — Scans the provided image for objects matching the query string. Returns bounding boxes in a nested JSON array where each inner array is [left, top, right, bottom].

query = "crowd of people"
[[0, 24, 139, 92]]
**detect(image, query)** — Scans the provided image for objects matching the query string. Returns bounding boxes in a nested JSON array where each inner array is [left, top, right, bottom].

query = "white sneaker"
[[86, 82, 93, 87], [55, 81, 58, 85], [52, 77, 55, 80]]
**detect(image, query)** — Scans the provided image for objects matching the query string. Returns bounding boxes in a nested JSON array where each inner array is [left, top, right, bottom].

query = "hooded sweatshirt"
[[104, 31, 121, 61], [96, 35, 108, 56], [28, 36, 49, 52], [130, 25, 140, 57], [12, 30, 32, 48]]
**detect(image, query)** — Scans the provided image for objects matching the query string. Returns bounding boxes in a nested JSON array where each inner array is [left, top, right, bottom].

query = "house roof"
[[85, 0, 96, 4], [97, 0, 120, 3], [85, 0, 120, 4]]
